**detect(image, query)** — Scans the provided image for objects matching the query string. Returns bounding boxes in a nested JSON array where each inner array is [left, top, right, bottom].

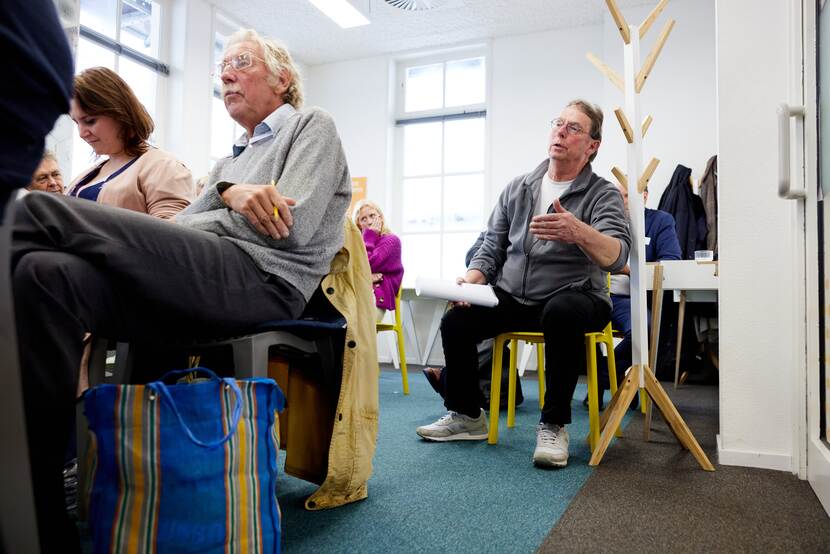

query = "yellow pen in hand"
[[271, 179, 280, 219]]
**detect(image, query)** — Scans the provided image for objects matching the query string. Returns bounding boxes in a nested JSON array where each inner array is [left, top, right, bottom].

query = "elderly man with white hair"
[[11, 29, 351, 549]]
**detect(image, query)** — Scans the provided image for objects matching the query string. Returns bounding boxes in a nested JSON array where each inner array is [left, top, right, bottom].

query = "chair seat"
[[487, 322, 622, 452], [251, 316, 347, 339]]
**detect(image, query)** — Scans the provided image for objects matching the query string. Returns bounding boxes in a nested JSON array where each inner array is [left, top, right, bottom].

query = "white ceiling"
[[214, 0, 657, 66]]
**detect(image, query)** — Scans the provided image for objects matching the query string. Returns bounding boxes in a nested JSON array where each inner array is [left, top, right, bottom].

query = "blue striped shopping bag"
[[82, 368, 285, 553]]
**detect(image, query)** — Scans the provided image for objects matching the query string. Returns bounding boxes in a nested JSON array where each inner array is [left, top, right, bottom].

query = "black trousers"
[[11, 193, 305, 552], [440, 286, 611, 424]]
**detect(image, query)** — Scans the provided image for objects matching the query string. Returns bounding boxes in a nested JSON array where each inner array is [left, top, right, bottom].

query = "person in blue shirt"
[[589, 183, 682, 407]]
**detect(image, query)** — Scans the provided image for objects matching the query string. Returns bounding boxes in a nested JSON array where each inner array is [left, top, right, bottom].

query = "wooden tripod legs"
[[588, 364, 715, 471]]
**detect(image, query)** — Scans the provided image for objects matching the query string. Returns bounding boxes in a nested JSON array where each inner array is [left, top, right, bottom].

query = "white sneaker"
[[416, 410, 488, 441], [533, 423, 569, 467]]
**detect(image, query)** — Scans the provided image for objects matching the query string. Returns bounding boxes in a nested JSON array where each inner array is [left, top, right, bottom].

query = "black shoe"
[[581, 392, 604, 411], [422, 367, 444, 397]]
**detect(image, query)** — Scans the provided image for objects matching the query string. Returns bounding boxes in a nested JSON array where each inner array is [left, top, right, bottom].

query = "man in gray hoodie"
[[11, 30, 350, 547], [416, 100, 630, 468]]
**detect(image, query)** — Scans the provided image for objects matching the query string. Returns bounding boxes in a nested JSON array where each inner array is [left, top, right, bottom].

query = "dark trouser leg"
[[597, 295, 632, 390], [12, 193, 306, 550], [540, 290, 611, 425], [441, 289, 539, 418]]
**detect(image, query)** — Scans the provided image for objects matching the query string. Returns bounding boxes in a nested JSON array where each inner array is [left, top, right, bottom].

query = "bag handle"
[[157, 367, 222, 384], [148, 373, 243, 449]]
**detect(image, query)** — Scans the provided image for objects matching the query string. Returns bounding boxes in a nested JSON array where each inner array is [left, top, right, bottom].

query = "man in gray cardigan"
[[11, 29, 350, 547], [417, 100, 630, 469]]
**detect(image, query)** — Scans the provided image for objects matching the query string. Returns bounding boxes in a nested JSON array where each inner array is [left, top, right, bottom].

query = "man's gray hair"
[[42, 149, 57, 163], [226, 29, 304, 109], [567, 99, 603, 162]]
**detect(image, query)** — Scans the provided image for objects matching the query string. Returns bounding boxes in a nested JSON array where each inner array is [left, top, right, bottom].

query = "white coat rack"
[[585, 0, 714, 471]]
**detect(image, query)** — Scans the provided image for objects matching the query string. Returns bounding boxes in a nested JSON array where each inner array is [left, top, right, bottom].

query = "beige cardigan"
[[68, 147, 194, 219]]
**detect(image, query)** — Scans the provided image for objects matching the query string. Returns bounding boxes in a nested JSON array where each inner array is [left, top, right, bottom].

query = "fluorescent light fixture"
[[308, 0, 370, 28]]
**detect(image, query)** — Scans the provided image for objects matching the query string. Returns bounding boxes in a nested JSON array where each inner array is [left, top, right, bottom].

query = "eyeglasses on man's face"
[[214, 51, 264, 77], [551, 118, 586, 136]]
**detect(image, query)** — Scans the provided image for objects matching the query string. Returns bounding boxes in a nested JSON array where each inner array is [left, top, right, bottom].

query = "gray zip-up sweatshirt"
[[469, 159, 630, 306], [176, 107, 351, 300]]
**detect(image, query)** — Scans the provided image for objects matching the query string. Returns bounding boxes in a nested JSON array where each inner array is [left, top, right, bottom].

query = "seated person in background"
[[588, 183, 681, 407], [422, 232, 524, 409], [68, 66, 194, 218], [416, 100, 630, 469], [12, 29, 350, 550], [27, 150, 64, 193], [353, 199, 403, 321]]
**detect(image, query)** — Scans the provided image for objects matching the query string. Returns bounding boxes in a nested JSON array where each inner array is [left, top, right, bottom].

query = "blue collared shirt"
[[232, 103, 297, 158]]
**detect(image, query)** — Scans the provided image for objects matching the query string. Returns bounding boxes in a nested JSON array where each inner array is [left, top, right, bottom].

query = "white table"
[[645, 260, 719, 386], [400, 288, 448, 366]]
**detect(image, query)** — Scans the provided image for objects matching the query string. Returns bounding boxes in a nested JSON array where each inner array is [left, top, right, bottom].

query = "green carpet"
[[278, 369, 625, 553]]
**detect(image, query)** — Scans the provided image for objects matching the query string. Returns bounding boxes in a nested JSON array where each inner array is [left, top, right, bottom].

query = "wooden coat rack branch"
[[586, 52, 624, 92], [641, 114, 654, 137], [635, 19, 675, 93], [639, 0, 669, 39]]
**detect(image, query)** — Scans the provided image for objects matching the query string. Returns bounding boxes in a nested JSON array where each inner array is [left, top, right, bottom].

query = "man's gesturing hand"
[[529, 198, 585, 244], [221, 184, 296, 239]]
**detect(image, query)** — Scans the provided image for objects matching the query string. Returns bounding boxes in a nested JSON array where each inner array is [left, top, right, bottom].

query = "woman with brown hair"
[[67, 66, 193, 218]]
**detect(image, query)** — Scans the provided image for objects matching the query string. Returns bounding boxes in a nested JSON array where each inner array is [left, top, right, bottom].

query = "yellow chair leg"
[[488, 335, 506, 445], [396, 328, 409, 395], [507, 339, 519, 428], [536, 343, 545, 409], [585, 335, 600, 452], [604, 329, 622, 438]]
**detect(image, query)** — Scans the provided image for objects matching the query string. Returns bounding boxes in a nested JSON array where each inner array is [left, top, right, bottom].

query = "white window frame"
[[392, 45, 491, 284], [71, 0, 170, 175], [208, 8, 245, 168]]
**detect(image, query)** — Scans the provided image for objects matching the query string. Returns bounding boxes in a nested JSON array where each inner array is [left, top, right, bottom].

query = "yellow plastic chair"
[[376, 287, 409, 395], [487, 323, 621, 452]]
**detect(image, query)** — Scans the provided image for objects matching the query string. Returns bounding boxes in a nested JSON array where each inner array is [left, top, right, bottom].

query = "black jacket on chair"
[[658, 164, 707, 259]]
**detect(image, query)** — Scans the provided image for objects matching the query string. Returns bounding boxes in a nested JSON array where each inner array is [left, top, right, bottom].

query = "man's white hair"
[[226, 29, 304, 109]]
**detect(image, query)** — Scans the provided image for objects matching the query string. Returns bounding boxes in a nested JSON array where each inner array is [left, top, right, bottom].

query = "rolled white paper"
[[414, 276, 499, 307]]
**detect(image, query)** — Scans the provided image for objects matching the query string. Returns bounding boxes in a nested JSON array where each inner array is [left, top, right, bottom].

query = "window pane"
[[211, 96, 235, 159], [80, 0, 117, 38], [442, 232, 479, 281], [443, 174, 485, 231], [120, 0, 161, 58], [213, 31, 229, 88], [405, 63, 443, 112], [445, 57, 485, 107], [403, 122, 442, 177], [71, 133, 96, 184], [444, 117, 485, 174], [75, 37, 116, 73], [402, 234, 441, 286], [402, 177, 441, 232], [119, 57, 158, 124]]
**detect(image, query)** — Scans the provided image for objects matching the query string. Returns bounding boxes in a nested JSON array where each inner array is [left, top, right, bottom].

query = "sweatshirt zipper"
[[520, 186, 537, 299]]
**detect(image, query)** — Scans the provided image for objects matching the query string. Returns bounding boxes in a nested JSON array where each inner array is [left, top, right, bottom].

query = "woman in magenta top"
[[353, 200, 404, 321]]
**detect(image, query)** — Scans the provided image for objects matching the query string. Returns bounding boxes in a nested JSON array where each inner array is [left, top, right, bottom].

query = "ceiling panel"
[[214, 0, 656, 65]]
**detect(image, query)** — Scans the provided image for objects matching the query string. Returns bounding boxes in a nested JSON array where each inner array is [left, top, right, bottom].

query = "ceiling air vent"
[[384, 0, 447, 10]]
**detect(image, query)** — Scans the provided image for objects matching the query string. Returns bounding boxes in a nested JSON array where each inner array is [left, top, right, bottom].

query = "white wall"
[[166, 0, 214, 178], [715, 0, 798, 472], [488, 25, 603, 203], [305, 57, 392, 213], [305, 0, 717, 365]]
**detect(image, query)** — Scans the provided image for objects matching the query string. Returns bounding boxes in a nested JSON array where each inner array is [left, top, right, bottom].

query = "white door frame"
[[799, 0, 830, 514]]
